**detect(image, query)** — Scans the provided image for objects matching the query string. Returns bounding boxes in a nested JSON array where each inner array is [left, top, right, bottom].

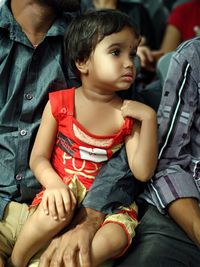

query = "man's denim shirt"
[[0, 1, 73, 219]]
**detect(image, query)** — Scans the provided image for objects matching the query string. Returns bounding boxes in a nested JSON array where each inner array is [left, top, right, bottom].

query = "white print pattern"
[[79, 146, 108, 162], [73, 123, 113, 147]]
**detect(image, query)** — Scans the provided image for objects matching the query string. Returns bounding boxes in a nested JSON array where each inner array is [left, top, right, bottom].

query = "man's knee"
[[114, 236, 165, 267]]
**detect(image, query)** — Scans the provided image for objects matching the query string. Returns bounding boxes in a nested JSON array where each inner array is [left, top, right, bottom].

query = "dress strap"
[[124, 117, 134, 135], [49, 87, 75, 119], [64, 88, 75, 116]]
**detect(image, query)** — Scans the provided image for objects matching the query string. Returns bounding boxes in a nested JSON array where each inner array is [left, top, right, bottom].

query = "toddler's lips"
[[122, 74, 133, 82]]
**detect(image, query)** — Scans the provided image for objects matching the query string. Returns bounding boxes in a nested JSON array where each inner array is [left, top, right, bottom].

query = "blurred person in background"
[[161, 0, 200, 53]]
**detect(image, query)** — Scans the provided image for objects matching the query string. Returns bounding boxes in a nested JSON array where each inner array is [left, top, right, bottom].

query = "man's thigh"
[[0, 203, 114, 267], [114, 204, 200, 267], [0, 202, 30, 260]]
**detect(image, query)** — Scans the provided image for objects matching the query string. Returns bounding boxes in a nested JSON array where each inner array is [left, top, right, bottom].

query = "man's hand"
[[39, 208, 105, 267]]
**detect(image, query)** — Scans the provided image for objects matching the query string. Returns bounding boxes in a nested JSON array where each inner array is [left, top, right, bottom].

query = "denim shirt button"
[[15, 174, 23, 181], [25, 93, 33, 100], [20, 129, 27, 136]]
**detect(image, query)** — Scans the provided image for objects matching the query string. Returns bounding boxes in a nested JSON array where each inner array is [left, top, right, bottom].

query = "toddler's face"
[[85, 27, 140, 92]]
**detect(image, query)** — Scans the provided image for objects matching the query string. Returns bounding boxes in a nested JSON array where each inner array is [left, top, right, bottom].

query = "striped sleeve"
[[148, 39, 200, 212]]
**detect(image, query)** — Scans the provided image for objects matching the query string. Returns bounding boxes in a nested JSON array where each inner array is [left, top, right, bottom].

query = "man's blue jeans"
[[115, 203, 200, 267]]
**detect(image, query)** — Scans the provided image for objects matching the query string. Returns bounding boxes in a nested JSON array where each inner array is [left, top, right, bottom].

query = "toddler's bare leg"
[[90, 223, 129, 267], [10, 204, 73, 267]]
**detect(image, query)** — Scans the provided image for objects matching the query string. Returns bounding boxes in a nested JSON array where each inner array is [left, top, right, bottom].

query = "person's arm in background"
[[148, 38, 200, 246], [168, 198, 200, 247], [160, 3, 186, 54], [161, 24, 181, 53]]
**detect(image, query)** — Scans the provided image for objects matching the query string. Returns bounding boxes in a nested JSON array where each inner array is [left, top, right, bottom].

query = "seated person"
[[9, 9, 157, 267], [161, 0, 200, 53]]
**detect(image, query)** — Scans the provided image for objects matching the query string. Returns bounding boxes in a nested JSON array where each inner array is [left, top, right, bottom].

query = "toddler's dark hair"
[[64, 9, 140, 80]]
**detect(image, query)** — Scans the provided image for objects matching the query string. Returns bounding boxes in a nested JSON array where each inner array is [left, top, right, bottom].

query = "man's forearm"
[[39, 207, 105, 267], [168, 198, 200, 247], [70, 207, 105, 230]]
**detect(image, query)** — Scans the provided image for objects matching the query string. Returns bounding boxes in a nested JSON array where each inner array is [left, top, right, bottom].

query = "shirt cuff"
[[149, 166, 200, 212]]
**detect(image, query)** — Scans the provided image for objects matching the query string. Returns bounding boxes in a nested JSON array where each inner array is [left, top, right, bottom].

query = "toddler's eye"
[[111, 49, 120, 56]]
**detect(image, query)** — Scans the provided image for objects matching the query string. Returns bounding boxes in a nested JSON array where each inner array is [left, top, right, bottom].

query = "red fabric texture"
[[168, 0, 200, 41], [32, 88, 133, 206]]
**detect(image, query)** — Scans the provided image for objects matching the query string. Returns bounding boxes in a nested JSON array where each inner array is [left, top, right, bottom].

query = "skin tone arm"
[[168, 198, 200, 247], [160, 24, 182, 54], [122, 100, 158, 182], [30, 102, 75, 220]]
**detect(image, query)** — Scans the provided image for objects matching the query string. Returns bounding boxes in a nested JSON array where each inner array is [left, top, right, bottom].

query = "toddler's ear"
[[75, 59, 89, 74]]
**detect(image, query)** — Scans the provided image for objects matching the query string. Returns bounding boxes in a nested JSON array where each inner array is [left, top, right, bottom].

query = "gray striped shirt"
[[142, 37, 200, 212]]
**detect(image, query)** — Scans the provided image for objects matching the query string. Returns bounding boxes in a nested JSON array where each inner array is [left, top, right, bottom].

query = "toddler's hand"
[[42, 187, 76, 221], [121, 100, 156, 121]]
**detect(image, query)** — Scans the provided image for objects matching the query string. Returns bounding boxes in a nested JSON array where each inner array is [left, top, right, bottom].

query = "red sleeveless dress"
[[31, 88, 138, 255], [32, 87, 133, 206]]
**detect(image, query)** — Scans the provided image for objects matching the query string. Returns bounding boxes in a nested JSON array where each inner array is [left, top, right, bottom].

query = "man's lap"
[[114, 203, 200, 267], [0, 201, 39, 265], [0, 202, 31, 258], [0, 202, 114, 267], [4, 201, 200, 267]]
